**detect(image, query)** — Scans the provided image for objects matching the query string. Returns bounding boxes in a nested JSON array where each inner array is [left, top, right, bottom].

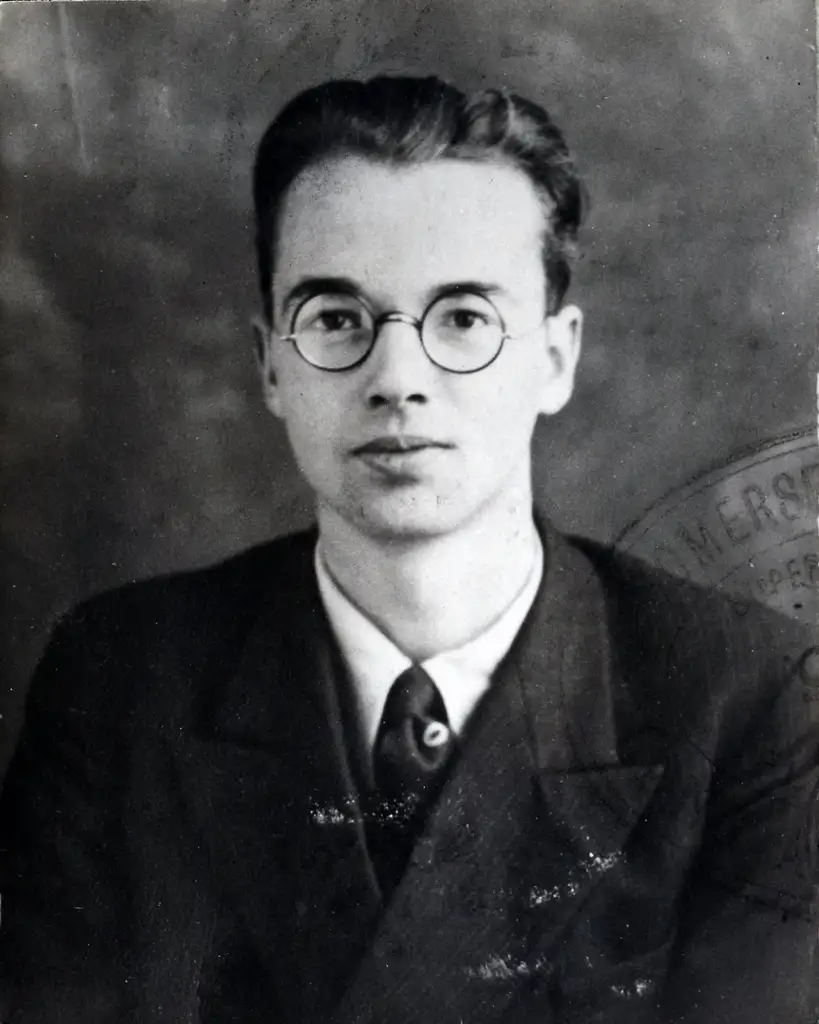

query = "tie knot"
[[369, 664, 456, 895], [379, 663, 449, 733], [374, 664, 454, 798]]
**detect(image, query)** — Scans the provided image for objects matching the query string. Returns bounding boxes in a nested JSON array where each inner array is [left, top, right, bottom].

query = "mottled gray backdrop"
[[1, 0, 816, 773]]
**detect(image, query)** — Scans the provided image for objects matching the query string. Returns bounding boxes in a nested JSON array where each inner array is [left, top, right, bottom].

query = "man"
[[0, 76, 817, 1024]]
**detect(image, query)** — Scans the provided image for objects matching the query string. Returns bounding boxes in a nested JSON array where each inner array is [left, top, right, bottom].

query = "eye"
[[292, 293, 370, 336], [445, 307, 491, 331], [428, 293, 501, 340], [313, 309, 363, 333]]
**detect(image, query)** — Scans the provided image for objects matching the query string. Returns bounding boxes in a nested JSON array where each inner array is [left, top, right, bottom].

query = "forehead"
[[273, 156, 548, 308]]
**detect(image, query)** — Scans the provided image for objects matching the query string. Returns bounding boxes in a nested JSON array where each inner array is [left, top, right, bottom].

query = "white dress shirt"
[[314, 537, 544, 765]]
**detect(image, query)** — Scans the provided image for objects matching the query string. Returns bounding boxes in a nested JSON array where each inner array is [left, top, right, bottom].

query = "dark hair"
[[253, 76, 586, 324]]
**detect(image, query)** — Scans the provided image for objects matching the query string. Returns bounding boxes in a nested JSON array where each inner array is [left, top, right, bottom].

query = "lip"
[[352, 435, 453, 455]]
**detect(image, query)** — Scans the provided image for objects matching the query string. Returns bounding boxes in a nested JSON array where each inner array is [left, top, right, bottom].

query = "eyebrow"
[[280, 277, 509, 314]]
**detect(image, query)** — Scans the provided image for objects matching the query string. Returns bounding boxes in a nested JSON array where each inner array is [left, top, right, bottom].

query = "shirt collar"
[[314, 535, 543, 753]]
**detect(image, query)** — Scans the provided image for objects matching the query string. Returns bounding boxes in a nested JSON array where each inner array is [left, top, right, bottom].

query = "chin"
[[339, 489, 474, 543]]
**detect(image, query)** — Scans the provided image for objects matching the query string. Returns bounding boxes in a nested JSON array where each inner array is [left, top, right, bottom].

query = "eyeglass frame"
[[275, 288, 550, 375]]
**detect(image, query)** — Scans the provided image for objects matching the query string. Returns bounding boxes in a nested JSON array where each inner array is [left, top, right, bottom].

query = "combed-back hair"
[[253, 76, 586, 324]]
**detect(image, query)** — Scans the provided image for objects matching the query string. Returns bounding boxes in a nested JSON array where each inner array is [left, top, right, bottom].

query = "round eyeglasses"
[[278, 290, 541, 374]]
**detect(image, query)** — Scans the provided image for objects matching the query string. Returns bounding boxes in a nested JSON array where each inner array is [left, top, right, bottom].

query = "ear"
[[538, 303, 583, 416], [251, 314, 284, 418]]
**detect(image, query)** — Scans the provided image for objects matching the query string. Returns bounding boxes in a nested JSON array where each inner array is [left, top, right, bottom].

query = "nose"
[[362, 317, 435, 410]]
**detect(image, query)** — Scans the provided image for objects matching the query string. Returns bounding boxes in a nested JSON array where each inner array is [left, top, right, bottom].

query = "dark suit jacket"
[[1, 522, 817, 1023]]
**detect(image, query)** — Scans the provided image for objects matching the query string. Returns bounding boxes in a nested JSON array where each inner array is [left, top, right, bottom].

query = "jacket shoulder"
[[569, 535, 817, 738], [26, 530, 318, 726], [64, 528, 317, 632], [573, 534, 815, 649]]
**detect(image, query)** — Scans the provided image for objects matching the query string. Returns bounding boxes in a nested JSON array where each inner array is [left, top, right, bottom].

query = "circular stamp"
[[616, 429, 819, 625]]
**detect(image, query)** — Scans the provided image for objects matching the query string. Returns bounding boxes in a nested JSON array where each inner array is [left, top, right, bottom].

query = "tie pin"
[[422, 721, 450, 748]]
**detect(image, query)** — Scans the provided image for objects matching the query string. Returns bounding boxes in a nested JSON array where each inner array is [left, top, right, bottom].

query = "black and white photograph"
[[0, 1, 817, 1021]]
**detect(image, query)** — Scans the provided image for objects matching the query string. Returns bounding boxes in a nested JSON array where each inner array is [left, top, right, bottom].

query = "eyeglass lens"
[[289, 292, 505, 372]]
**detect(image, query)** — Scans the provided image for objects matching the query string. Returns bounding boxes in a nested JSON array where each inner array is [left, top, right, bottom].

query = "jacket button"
[[413, 837, 436, 868], [374, 938, 404, 962], [799, 648, 819, 683]]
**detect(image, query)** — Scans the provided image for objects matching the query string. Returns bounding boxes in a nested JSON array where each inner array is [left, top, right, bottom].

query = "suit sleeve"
[[0, 607, 134, 1022], [661, 625, 819, 1024]]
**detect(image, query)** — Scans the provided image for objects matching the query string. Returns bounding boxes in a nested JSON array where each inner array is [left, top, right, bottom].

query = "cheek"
[[276, 371, 349, 458], [285, 400, 333, 450], [462, 366, 542, 446], [277, 364, 329, 427]]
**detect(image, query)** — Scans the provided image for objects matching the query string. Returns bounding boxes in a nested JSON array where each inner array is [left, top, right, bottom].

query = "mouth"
[[352, 436, 452, 456]]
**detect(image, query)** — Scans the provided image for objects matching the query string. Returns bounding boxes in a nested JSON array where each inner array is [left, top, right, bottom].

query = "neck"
[[317, 491, 541, 661]]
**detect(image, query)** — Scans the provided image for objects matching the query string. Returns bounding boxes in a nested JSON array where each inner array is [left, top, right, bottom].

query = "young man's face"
[[259, 155, 582, 542]]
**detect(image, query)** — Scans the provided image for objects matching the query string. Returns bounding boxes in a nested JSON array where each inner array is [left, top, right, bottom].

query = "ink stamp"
[[617, 429, 819, 625]]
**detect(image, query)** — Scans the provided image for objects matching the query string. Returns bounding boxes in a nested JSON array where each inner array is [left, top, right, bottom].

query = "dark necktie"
[[367, 664, 456, 893]]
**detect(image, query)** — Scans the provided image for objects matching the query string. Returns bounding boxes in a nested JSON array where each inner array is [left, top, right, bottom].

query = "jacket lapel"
[[336, 524, 664, 1024], [173, 533, 382, 1019]]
